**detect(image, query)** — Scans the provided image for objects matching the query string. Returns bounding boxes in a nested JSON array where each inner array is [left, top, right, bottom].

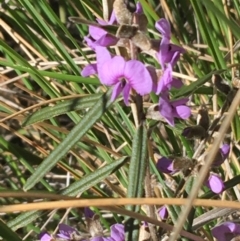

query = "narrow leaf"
[[0, 219, 22, 241], [62, 156, 128, 196], [23, 90, 112, 190], [127, 124, 147, 204], [22, 94, 102, 126]]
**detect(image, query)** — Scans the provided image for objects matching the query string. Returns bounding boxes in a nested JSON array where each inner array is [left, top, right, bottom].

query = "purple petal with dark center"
[[212, 222, 240, 241], [39, 232, 52, 241], [110, 224, 125, 241], [124, 60, 153, 95], [156, 157, 175, 174], [155, 19, 171, 39], [81, 64, 97, 77], [205, 173, 224, 194]]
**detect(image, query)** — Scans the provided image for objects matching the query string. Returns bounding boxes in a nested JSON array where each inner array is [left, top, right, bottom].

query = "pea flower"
[[212, 222, 240, 241], [81, 47, 154, 105], [156, 51, 183, 94], [84, 12, 119, 49], [158, 92, 191, 126], [39, 232, 52, 241], [205, 173, 224, 194], [158, 206, 168, 220], [212, 144, 230, 167], [155, 18, 185, 69]]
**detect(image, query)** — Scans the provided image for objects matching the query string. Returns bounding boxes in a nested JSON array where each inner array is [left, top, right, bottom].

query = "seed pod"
[[116, 24, 138, 38], [113, 0, 133, 24], [212, 74, 231, 95], [182, 125, 207, 139], [197, 108, 210, 131], [134, 13, 148, 32], [131, 31, 152, 51]]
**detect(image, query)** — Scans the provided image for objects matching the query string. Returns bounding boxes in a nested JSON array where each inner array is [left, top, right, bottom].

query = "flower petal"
[[58, 223, 76, 239], [205, 173, 224, 194], [84, 207, 95, 219], [95, 47, 112, 66], [89, 26, 107, 40], [155, 19, 171, 39], [174, 105, 191, 120], [97, 55, 125, 86], [94, 34, 118, 47], [212, 222, 240, 241], [171, 78, 183, 89], [157, 37, 170, 68], [122, 83, 131, 105], [39, 232, 52, 241], [81, 64, 97, 77], [156, 65, 172, 94], [158, 206, 168, 219], [158, 95, 174, 126], [111, 82, 123, 102], [110, 224, 125, 241], [124, 60, 153, 95], [156, 157, 175, 174]]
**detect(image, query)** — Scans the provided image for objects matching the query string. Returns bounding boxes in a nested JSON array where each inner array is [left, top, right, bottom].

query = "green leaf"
[[22, 94, 102, 126], [0, 219, 22, 241], [7, 211, 40, 231], [62, 156, 128, 196], [23, 90, 113, 191], [127, 124, 147, 205]]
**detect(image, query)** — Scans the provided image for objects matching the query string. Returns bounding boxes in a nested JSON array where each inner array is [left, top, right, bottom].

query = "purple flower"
[[212, 144, 230, 167], [84, 207, 95, 219], [155, 18, 185, 69], [212, 222, 240, 241], [156, 51, 183, 94], [158, 206, 168, 220], [84, 12, 119, 49], [39, 232, 52, 241], [156, 157, 176, 174], [158, 92, 191, 126], [57, 223, 77, 240], [205, 173, 225, 194], [81, 47, 154, 105], [91, 224, 124, 241]]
